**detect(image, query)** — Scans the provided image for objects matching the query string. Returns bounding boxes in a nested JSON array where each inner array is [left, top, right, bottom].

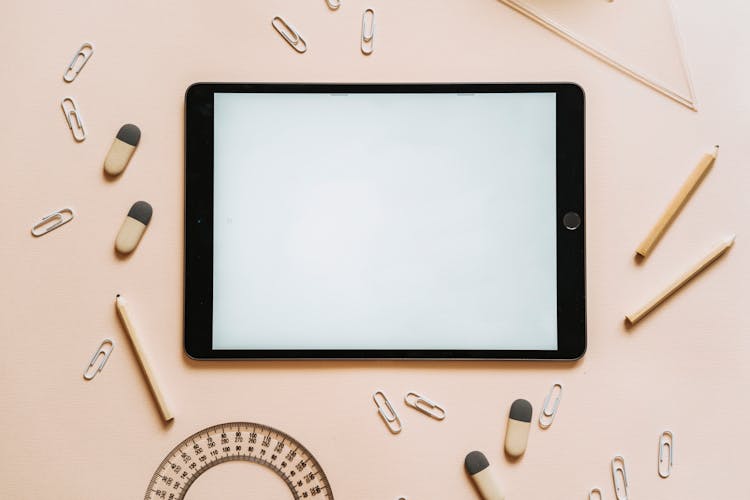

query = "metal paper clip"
[[61, 97, 86, 142], [373, 391, 402, 434], [325, 0, 341, 10], [360, 8, 375, 55], [404, 392, 446, 420], [611, 456, 629, 500], [658, 430, 673, 478], [588, 488, 603, 500], [539, 383, 562, 429], [83, 339, 114, 380], [272, 16, 307, 53], [31, 208, 75, 237], [63, 42, 94, 83]]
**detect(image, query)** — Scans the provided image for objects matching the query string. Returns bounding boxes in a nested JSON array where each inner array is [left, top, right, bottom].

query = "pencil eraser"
[[504, 399, 532, 458], [104, 124, 141, 176], [115, 201, 152, 254], [465, 451, 505, 500]]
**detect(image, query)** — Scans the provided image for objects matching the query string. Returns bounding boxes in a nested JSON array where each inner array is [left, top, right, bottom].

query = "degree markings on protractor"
[[145, 422, 333, 499]]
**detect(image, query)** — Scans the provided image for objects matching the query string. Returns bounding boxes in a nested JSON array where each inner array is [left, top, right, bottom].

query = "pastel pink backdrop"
[[1, 1, 748, 498]]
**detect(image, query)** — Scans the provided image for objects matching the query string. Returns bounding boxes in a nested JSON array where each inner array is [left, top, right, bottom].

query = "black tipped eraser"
[[465, 450, 505, 499], [465, 451, 490, 475], [509, 399, 533, 423], [116, 123, 141, 146], [115, 201, 154, 254], [505, 399, 533, 458], [116, 201, 152, 254], [105, 124, 141, 175], [127, 201, 153, 225]]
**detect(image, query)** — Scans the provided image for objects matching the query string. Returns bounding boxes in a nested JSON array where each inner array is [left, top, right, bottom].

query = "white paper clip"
[[31, 208, 75, 237], [83, 339, 114, 380], [658, 430, 673, 478], [325, 0, 341, 10], [539, 383, 562, 429], [63, 42, 94, 83], [589, 488, 602, 500], [272, 16, 307, 53], [404, 392, 446, 420], [360, 8, 375, 55], [611, 456, 629, 500], [373, 391, 402, 434], [61, 97, 86, 142]]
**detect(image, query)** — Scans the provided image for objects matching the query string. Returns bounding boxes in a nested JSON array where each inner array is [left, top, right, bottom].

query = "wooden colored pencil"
[[626, 236, 735, 325], [115, 294, 174, 422], [636, 147, 718, 258]]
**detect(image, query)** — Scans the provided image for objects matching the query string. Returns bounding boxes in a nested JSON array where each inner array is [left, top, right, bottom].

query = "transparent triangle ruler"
[[499, 0, 698, 111]]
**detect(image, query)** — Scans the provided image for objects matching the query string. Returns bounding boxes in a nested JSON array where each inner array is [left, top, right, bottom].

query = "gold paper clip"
[[83, 339, 114, 380], [325, 0, 341, 10], [373, 391, 402, 434], [658, 430, 673, 478], [539, 383, 562, 429], [63, 42, 94, 83], [61, 97, 86, 142], [361, 8, 375, 55], [589, 488, 602, 500], [404, 392, 446, 420], [611, 456, 629, 500], [31, 208, 75, 237], [272, 16, 307, 53]]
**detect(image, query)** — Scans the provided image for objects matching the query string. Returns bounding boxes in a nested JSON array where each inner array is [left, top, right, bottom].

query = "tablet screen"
[[212, 92, 557, 350]]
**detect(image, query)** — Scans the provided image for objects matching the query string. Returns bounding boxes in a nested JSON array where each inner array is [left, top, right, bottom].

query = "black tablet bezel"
[[185, 83, 585, 360]]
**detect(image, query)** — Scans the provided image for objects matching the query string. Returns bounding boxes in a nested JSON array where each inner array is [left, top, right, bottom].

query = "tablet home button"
[[563, 211, 581, 230]]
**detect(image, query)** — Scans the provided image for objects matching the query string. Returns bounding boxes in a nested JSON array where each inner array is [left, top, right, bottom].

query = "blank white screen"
[[213, 92, 557, 350]]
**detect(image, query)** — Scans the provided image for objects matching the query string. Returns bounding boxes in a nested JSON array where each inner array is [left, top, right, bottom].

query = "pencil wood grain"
[[115, 295, 174, 422], [636, 148, 718, 258], [626, 236, 735, 325]]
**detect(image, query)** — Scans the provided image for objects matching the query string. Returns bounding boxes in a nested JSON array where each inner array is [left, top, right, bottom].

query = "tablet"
[[185, 83, 585, 360]]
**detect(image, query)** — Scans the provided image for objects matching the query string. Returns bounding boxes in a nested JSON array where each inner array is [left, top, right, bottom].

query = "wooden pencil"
[[115, 294, 174, 422], [626, 236, 735, 325], [636, 147, 719, 258]]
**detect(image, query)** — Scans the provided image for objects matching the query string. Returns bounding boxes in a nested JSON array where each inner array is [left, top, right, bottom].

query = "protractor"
[[145, 422, 333, 500]]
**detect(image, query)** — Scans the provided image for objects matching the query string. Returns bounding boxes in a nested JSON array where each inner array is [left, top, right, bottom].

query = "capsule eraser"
[[115, 201, 152, 254], [104, 124, 141, 176], [464, 451, 505, 500], [504, 399, 532, 458]]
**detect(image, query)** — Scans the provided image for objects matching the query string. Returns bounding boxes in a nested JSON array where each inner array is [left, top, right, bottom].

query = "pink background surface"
[[1, 1, 749, 498]]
